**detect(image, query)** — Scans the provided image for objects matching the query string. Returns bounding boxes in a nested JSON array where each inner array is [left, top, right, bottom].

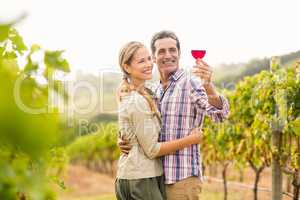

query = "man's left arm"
[[191, 59, 230, 121], [202, 82, 223, 109]]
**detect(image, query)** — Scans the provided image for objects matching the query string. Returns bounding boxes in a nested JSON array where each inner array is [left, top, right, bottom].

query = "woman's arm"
[[155, 128, 202, 157], [129, 93, 202, 159]]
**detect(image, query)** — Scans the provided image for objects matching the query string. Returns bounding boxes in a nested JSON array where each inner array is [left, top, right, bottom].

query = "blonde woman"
[[115, 41, 202, 200]]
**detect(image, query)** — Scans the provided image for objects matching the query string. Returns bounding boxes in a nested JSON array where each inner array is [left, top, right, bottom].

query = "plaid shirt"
[[154, 68, 230, 184]]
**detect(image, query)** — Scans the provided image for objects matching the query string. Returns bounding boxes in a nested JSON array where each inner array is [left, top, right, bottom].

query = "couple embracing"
[[115, 30, 229, 200]]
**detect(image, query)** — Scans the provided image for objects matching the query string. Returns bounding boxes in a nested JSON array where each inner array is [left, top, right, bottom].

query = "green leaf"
[[0, 24, 10, 42], [10, 29, 27, 54], [50, 176, 66, 190], [290, 118, 300, 136], [52, 80, 68, 101], [0, 46, 5, 57], [44, 50, 70, 72], [24, 57, 38, 74], [30, 44, 41, 53], [43, 66, 54, 80], [3, 51, 17, 59], [270, 56, 280, 73]]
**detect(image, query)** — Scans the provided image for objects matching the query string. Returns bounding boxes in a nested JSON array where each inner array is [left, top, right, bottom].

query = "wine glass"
[[191, 50, 206, 59], [191, 50, 206, 83]]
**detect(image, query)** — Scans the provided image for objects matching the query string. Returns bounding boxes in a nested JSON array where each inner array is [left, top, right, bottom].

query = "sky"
[[1, 0, 300, 74]]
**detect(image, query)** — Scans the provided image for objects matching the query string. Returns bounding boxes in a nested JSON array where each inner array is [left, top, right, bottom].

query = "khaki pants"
[[166, 176, 201, 200]]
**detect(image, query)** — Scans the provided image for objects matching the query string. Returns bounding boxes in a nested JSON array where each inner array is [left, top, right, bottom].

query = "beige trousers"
[[166, 176, 202, 200]]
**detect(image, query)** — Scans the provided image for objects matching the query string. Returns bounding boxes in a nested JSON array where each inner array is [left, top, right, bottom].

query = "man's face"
[[152, 38, 180, 78]]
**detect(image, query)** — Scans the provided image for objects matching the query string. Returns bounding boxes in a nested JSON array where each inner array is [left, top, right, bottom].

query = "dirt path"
[[58, 165, 115, 199], [58, 165, 292, 200]]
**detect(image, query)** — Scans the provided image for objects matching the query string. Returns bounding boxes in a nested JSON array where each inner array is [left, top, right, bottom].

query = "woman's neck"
[[131, 78, 145, 91]]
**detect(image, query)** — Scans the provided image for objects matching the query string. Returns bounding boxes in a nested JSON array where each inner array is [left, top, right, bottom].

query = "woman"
[[115, 41, 202, 200]]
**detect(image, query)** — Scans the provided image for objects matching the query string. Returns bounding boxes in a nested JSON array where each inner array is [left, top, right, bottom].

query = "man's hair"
[[150, 30, 180, 55]]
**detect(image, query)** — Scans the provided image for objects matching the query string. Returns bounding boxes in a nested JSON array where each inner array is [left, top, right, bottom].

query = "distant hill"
[[214, 50, 300, 88]]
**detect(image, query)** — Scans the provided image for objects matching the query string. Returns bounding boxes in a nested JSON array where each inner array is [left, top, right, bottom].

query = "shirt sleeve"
[[119, 92, 161, 159], [189, 75, 230, 122]]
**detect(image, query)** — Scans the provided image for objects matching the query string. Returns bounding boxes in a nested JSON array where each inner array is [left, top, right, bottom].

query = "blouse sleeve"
[[118, 92, 161, 159]]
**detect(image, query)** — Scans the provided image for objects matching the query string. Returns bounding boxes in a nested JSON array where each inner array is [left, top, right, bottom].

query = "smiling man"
[[151, 30, 229, 200]]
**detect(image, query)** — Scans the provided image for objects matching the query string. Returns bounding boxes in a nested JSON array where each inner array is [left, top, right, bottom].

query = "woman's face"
[[125, 47, 153, 84]]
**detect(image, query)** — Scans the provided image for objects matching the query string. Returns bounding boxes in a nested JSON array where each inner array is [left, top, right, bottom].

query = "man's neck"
[[161, 81, 169, 90], [159, 73, 171, 90], [159, 68, 180, 90]]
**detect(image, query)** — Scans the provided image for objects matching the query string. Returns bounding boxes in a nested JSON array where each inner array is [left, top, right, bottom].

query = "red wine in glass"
[[191, 50, 206, 59], [191, 50, 206, 84], [191, 50, 207, 128]]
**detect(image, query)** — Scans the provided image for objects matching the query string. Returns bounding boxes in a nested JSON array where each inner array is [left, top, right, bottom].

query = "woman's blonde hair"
[[117, 41, 161, 123]]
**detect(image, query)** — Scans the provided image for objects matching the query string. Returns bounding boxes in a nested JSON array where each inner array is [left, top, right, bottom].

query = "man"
[[119, 30, 229, 200]]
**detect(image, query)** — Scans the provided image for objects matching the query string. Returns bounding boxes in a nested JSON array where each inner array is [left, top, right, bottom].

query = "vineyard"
[[202, 59, 300, 200], [0, 21, 299, 200]]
